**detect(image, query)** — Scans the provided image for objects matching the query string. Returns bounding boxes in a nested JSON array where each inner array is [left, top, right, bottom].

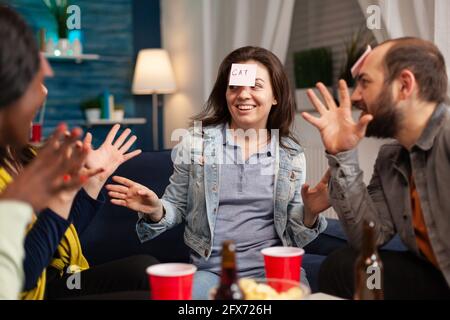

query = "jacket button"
[[205, 249, 209, 256], [212, 186, 217, 192], [290, 172, 296, 180]]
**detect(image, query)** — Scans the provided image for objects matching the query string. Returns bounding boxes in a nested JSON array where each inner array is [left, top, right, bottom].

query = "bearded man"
[[302, 37, 450, 299]]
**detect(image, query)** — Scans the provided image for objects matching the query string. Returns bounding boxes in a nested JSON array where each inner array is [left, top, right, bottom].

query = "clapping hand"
[[82, 124, 142, 198], [0, 124, 101, 213]]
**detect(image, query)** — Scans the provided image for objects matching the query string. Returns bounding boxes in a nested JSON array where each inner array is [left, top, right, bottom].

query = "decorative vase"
[[46, 38, 55, 55], [85, 109, 101, 122], [113, 109, 125, 121], [72, 39, 83, 56], [57, 38, 69, 56]]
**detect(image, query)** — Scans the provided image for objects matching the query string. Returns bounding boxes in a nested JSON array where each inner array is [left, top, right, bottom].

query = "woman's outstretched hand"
[[106, 175, 164, 222]]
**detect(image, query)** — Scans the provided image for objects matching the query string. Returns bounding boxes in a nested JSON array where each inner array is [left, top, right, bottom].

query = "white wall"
[[161, 0, 206, 149], [285, 0, 372, 86], [285, 0, 383, 218], [161, 0, 386, 204], [294, 111, 386, 219], [161, 0, 295, 148], [295, 112, 386, 183]]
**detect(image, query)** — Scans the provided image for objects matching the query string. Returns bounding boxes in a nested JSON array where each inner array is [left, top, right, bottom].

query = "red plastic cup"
[[261, 247, 304, 283], [31, 123, 42, 143], [146, 263, 197, 300]]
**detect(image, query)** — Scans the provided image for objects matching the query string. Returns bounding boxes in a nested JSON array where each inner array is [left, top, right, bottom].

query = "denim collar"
[[221, 122, 275, 156], [200, 123, 302, 157]]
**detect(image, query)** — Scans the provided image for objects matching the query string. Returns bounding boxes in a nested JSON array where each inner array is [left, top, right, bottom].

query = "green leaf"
[[339, 26, 374, 86], [294, 47, 333, 89]]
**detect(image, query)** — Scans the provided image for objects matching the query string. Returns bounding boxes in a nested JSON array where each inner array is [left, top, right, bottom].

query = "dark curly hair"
[[0, 5, 40, 109], [0, 5, 40, 174]]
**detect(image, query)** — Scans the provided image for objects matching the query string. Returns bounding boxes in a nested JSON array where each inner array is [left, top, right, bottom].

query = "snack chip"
[[239, 278, 305, 300]]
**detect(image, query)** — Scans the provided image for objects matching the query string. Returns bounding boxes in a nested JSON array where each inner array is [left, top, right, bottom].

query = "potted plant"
[[113, 104, 125, 121], [293, 47, 333, 111], [81, 98, 101, 122], [42, 0, 70, 55], [339, 27, 375, 89]]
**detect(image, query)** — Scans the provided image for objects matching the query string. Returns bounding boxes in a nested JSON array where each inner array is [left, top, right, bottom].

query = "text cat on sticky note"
[[229, 63, 257, 87]]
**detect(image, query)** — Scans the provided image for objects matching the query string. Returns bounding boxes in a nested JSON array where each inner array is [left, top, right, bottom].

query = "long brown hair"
[[191, 46, 299, 146], [0, 6, 39, 176], [0, 145, 35, 176]]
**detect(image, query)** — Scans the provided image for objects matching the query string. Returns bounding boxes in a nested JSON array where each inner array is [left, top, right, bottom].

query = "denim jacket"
[[136, 124, 327, 259]]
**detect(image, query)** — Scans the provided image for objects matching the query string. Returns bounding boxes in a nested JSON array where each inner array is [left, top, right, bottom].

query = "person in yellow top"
[[0, 124, 93, 299], [0, 6, 158, 299]]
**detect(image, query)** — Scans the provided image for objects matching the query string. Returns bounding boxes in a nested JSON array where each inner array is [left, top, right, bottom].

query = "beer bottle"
[[354, 220, 384, 300], [213, 240, 244, 300]]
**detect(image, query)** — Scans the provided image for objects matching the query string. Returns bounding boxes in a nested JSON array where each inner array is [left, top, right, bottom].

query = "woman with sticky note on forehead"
[[107, 46, 329, 299]]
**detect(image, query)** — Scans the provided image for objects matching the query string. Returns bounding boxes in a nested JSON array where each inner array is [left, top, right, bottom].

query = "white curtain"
[[358, 0, 450, 93], [202, 0, 295, 99], [161, 0, 294, 148]]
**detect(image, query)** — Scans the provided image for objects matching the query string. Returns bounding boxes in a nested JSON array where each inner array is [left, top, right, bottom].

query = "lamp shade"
[[132, 49, 176, 95]]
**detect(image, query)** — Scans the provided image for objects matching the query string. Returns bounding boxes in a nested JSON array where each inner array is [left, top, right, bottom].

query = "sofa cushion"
[[305, 218, 407, 256], [304, 219, 348, 256], [303, 254, 327, 293]]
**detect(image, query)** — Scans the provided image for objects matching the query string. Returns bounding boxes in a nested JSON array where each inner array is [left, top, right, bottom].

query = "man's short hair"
[[382, 37, 448, 104]]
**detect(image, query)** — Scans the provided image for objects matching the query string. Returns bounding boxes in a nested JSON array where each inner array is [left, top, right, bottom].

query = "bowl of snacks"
[[210, 278, 310, 300], [239, 278, 310, 300]]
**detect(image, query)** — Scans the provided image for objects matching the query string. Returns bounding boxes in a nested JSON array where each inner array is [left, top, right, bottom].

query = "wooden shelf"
[[43, 53, 100, 63], [85, 118, 147, 127]]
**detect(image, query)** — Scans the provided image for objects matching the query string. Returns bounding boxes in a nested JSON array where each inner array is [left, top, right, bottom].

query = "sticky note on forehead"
[[229, 64, 257, 86], [351, 45, 372, 78]]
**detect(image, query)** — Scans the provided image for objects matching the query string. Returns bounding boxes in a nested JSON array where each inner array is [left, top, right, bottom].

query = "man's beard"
[[358, 85, 403, 139]]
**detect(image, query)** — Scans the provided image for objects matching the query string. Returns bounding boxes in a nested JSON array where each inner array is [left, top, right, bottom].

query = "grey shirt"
[[191, 127, 281, 277], [327, 103, 450, 287]]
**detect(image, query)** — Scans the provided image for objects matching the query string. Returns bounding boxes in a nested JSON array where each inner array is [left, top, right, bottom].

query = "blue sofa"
[[80, 151, 406, 293]]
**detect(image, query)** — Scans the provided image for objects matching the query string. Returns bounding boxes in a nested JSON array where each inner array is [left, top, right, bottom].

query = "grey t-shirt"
[[191, 128, 281, 278]]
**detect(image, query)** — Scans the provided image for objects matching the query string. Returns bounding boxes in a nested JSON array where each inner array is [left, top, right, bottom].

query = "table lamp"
[[132, 49, 176, 150]]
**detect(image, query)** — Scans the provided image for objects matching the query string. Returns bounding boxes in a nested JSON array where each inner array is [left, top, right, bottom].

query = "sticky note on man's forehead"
[[351, 45, 372, 78], [229, 64, 257, 86]]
